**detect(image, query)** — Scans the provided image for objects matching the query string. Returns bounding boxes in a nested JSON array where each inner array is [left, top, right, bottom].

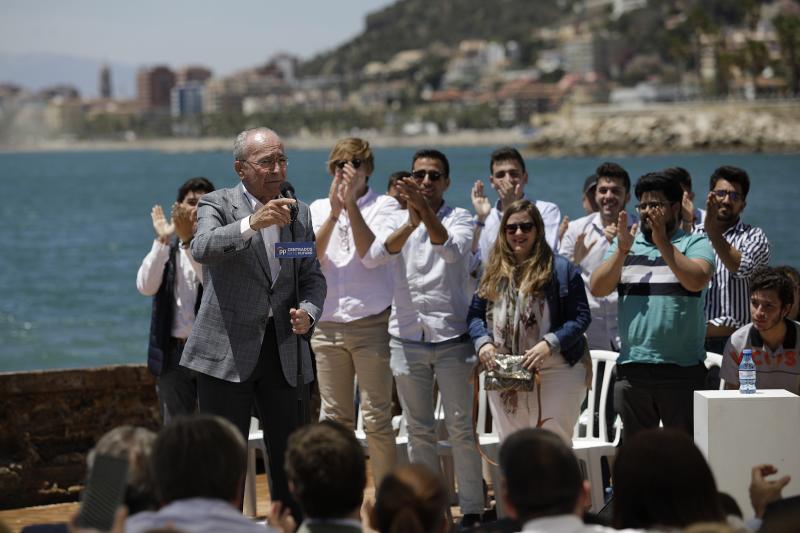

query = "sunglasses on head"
[[505, 222, 535, 234], [411, 169, 444, 181], [334, 159, 362, 170]]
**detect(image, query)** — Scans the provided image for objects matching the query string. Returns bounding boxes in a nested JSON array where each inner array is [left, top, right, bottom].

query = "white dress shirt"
[[559, 211, 637, 351], [383, 203, 474, 342], [136, 239, 202, 339], [478, 196, 561, 264], [309, 187, 400, 323], [239, 184, 281, 316]]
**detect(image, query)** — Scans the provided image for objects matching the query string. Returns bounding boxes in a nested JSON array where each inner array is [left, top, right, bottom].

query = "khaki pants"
[[311, 309, 396, 485]]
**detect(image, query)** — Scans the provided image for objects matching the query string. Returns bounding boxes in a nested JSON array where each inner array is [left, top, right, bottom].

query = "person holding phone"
[[468, 199, 591, 443]]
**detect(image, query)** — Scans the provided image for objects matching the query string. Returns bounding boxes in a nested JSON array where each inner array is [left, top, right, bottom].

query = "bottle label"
[[739, 371, 756, 381]]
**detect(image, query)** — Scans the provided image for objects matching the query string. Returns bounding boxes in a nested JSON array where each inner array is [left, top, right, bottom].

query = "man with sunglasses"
[[474, 146, 562, 267], [308, 137, 401, 487], [381, 149, 485, 528], [694, 166, 771, 356], [590, 172, 715, 441]]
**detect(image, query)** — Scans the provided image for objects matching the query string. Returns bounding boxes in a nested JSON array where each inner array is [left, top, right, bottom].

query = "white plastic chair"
[[572, 350, 620, 512], [244, 416, 269, 517], [705, 351, 726, 390]]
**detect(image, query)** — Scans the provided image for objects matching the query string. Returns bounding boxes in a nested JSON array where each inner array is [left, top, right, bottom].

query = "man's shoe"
[[460, 513, 482, 529]]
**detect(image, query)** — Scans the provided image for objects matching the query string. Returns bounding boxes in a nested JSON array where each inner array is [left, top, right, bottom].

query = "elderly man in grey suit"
[[181, 127, 326, 519]]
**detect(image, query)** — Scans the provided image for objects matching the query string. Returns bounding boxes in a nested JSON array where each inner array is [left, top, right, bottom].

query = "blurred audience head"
[[612, 429, 724, 530], [582, 174, 598, 213], [371, 464, 448, 533], [285, 420, 366, 520], [176, 177, 215, 204], [387, 170, 411, 209], [499, 428, 587, 523], [663, 167, 693, 196], [773, 265, 800, 321], [150, 414, 246, 506], [88, 425, 158, 515]]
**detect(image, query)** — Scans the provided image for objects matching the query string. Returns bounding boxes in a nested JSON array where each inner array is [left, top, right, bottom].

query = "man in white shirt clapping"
[[309, 138, 401, 486]]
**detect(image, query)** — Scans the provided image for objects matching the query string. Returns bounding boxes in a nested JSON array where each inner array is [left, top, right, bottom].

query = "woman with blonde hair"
[[467, 199, 591, 442]]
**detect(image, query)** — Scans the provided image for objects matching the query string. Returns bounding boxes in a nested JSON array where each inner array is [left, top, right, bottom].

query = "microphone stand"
[[287, 199, 308, 426]]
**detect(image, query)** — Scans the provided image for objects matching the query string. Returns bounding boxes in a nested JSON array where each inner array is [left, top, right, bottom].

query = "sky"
[[0, 0, 395, 88]]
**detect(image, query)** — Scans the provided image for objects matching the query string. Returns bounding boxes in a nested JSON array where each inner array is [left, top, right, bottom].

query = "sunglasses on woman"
[[505, 222, 535, 234], [334, 159, 362, 170]]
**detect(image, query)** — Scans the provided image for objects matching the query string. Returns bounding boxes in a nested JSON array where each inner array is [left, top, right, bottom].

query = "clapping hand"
[[151, 204, 174, 243], [616, 211, 638, 254], [328, 175, 345, 218], [395, 178, 427, 214], [572, 230, 596, 264], [558, 215, 570, 243], [172, 201, 195, 244], [495, 177, 522, 209], [704, 190, 724, 238], [471, 180, 491, 222]]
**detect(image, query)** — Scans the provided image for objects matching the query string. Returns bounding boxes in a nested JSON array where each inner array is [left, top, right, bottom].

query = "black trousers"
[[196, 319, 309, 520], [614, 362, 707, 443]]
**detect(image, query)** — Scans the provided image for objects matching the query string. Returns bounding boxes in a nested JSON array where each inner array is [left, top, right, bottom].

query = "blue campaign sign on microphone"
[[275, 242, 316, 259]]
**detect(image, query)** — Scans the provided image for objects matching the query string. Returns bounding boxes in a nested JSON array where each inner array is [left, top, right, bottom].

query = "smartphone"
[[74, 453, 129, 531]]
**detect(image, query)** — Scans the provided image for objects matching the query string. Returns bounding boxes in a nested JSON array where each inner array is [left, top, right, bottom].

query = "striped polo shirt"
[[606, 229, 715, 366]]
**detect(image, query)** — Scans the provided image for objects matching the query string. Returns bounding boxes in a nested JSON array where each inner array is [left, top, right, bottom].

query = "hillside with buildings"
[[1, 0, 799, 152]]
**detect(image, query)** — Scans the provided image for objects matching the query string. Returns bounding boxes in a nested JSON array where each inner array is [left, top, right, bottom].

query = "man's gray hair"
[[233, 127, 277, 160]]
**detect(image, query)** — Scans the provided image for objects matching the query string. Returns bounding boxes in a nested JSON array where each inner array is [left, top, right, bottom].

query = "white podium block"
[[694, 389, 800, 518]]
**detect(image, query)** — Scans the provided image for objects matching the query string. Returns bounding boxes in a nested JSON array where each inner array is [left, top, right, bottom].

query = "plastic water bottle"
[[738, 348, 756, 394]]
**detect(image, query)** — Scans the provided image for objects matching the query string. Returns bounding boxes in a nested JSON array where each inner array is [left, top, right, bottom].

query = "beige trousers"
[[489, 353, 587, 444], [311, 308, 396, 484]]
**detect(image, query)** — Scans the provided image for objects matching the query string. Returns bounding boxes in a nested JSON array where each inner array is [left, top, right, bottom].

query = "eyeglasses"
[[333, 159, 362, 170], [635, 201, 669, 212], [241, 155, 288, 170], [712, 189, 742, 201], [505, 222, 535, 234], [411, 169, 444, 181]]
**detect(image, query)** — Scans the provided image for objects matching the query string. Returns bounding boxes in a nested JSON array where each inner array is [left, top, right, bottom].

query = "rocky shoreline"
[[528, 103, 800, 156]]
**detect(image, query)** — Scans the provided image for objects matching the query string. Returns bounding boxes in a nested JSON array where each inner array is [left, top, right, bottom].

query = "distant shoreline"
[[0, 129, 533, 154]]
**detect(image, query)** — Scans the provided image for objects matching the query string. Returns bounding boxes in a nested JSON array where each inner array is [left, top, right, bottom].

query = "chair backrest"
[[573, 350, 619, 444], [704, 351, 726, 390]]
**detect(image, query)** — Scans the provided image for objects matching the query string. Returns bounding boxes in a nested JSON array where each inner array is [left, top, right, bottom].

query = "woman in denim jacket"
[[468, 199, 591, 442]]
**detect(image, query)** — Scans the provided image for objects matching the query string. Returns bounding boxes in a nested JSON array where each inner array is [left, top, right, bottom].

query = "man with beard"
[[720, 267, 799, 394], [561, 162, 636, 351], [694, 166, 771, 355], [590, 172, 715, 440]]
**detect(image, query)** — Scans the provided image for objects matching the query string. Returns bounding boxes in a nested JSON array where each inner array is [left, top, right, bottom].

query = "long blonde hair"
[[478, 199, 553, 301]]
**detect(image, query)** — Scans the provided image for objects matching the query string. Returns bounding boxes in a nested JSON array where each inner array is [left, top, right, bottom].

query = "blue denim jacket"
[[467, 254, 591, 365]]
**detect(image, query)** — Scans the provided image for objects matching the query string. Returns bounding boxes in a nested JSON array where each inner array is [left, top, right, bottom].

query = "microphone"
[[280, 181, 299, 223]]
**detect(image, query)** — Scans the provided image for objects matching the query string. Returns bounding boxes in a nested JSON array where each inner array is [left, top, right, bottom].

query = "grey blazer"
[[181, 185, 326, 384]]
